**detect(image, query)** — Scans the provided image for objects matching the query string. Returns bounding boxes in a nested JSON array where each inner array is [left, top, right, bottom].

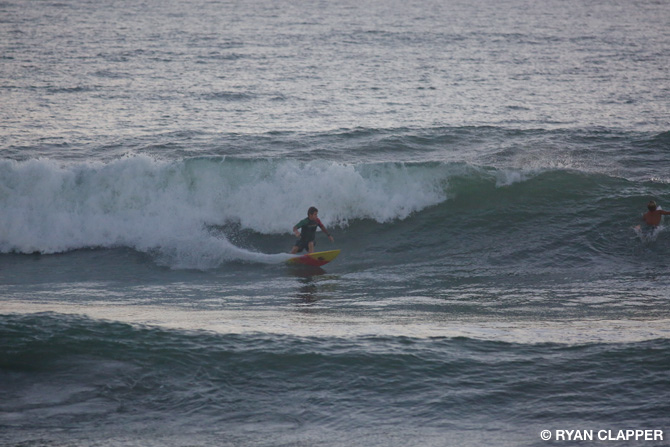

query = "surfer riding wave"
[[291, 206, 334, 254]]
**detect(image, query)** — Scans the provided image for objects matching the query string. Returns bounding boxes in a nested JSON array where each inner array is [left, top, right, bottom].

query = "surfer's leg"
[[292, 238, 309, 253]]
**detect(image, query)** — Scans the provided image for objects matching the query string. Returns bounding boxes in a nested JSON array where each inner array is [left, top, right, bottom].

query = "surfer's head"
[[648, 201, 657, 211], [308, 206, 318, 218]]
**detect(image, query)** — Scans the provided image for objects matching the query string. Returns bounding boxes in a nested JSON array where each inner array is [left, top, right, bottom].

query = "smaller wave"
[[3, 313, 670, 434], [47, 85, 97, 94], [200, 91, 256, 101]]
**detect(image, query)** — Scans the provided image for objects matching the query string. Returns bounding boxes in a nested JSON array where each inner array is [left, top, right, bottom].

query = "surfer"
[[642, 201, 670, 227], [291, 206, 334, 254]]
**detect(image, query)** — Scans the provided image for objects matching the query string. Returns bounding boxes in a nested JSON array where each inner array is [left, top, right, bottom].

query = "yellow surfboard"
[[286, 249, 341, 267]]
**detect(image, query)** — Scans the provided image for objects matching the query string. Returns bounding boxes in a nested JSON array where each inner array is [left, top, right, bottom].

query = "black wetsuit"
[[293, 217, 329, 252]]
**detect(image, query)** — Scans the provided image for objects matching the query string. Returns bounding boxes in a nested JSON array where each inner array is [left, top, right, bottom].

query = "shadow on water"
[[287, 266, 327, 278], [287, 267, 342, 304], [296, 280, 320, 303]]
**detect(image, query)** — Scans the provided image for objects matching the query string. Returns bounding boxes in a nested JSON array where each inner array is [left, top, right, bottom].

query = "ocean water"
[[1, 0, 670, 446]]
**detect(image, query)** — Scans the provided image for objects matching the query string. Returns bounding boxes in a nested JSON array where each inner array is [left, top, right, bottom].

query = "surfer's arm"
[[293, 219, 306, 238], [317, 220, 335, 241]]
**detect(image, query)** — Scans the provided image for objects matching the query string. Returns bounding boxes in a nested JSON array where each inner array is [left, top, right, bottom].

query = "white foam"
[[632, 224, 664, 243], [0, 156, 449, 268]]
